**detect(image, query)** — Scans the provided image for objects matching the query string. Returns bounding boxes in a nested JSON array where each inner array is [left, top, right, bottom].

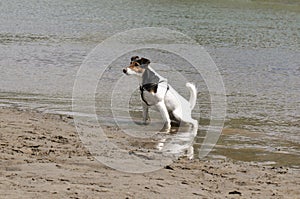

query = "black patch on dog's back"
[[141, 83, 158, 93]]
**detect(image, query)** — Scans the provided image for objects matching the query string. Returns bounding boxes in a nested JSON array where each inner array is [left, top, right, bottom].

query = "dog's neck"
[[141, 67, 160, 86]]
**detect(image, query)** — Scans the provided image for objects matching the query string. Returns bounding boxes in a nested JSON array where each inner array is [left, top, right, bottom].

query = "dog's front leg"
[[142, 102, 150, 124], [156, 101, 171, 132]]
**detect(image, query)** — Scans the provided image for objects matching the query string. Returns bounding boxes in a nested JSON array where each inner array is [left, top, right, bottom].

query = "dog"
[[123, 56, 198, 135]]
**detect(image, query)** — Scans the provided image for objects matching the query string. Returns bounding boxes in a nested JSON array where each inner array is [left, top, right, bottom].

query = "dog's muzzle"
[[123, 68, 127, 74]]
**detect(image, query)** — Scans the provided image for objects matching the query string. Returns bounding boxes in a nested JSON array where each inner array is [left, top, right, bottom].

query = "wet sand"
[[0, 107, 299, 198]]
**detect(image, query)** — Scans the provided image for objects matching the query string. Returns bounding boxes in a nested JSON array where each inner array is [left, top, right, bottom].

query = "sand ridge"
[[0, 107, 299, 198]]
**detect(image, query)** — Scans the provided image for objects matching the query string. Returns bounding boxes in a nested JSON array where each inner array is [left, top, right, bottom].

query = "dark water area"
[[0, 0, 299, 167]]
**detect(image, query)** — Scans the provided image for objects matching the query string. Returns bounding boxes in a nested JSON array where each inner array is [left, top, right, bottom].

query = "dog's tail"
[[186, 83, 197, 110]]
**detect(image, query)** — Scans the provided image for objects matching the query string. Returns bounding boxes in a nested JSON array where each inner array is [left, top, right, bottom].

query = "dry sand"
[[0, 107, 299, 198]]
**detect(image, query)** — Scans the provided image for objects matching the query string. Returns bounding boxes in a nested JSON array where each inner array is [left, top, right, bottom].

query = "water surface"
[[0, 0, 299, 167]]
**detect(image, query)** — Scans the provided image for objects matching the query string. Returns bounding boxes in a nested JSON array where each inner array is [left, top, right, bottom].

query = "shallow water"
[[0, 0, 299, 167]]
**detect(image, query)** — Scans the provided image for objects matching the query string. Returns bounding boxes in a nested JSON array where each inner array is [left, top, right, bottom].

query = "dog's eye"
[[134, 63, 139, 66]]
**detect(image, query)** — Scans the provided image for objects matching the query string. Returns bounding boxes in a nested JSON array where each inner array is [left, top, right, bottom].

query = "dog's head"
[[123, 56, 150, 76]]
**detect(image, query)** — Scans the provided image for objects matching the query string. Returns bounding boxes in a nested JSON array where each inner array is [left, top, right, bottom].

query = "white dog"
[[123, 56, 198, 135]]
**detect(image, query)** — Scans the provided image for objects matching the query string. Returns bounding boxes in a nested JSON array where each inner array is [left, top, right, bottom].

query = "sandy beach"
[[1, 0, 299, 198], [0, 107, 299, 198]]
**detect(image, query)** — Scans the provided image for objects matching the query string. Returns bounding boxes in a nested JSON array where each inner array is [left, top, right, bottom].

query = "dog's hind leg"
[[172, 109, 198, 136], [156, 101, 171, 132]]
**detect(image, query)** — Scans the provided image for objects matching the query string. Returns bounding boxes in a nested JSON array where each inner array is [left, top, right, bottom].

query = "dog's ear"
[[131, 56, 139, 62], [140, 57, 150, 66]]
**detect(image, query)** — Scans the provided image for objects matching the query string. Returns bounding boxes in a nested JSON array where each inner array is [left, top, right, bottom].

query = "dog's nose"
[[123, 68, 127, 73]]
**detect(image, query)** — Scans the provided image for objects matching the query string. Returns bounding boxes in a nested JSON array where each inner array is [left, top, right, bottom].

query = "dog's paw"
[[185, 146, 194, 160], [142, 118, 150, 125], [160, 122, 172, 133], [142, 121, 149, 125]]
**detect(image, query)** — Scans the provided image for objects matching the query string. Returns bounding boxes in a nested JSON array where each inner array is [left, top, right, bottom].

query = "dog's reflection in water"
[[129, 119, 197, 160], [155, 123, 197, 160]]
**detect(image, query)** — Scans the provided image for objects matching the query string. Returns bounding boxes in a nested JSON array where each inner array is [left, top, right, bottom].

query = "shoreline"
[[0, 107, 299, 198]]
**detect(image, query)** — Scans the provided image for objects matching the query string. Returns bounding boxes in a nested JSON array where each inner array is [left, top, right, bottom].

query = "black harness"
[[140, 81, 169, 106]]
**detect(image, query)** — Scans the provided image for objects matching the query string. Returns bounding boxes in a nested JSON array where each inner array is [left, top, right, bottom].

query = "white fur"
[[124, 65, 198, 136]]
